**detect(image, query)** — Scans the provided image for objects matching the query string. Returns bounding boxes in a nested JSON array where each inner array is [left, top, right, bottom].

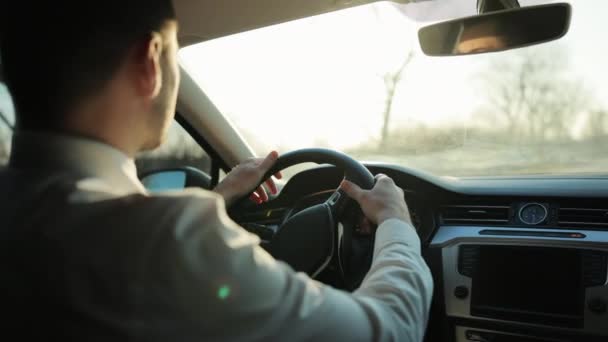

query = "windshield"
[[179, 0, 608, 177]]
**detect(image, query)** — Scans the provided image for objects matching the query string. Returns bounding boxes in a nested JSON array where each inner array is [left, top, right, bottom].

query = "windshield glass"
[[179, 0, 608, 177]]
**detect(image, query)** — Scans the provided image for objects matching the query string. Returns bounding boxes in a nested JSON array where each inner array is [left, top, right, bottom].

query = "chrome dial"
[[518, 203, 548, 225]]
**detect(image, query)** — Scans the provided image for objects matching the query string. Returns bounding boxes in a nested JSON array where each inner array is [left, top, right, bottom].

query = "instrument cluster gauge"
[[518, 203, 548, 225]]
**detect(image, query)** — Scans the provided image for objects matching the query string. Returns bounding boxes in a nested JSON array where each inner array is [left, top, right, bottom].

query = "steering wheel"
[[259, 148, 376, 288]]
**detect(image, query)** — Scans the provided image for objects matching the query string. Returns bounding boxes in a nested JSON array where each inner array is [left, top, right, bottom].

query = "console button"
[[454, 285, 469, 299], [583, 251, 608, 287], [588, 298, 607, 314], [458, 245, 479, 277]]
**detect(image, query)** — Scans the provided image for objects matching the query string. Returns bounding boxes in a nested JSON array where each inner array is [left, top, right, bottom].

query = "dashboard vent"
[[558, 207, 608, 229], [441, 205, 510, 225]]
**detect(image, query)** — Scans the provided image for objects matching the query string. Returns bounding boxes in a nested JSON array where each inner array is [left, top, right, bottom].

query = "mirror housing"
[[139, 167, 211, 193], [418, 3, 571, 56]]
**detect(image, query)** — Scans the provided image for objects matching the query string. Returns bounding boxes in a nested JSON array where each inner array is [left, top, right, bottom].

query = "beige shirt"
[[0, 132, 433, 341]]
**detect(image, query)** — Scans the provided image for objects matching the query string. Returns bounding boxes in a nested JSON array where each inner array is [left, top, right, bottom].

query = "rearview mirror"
[[418, 3, 571, 56]]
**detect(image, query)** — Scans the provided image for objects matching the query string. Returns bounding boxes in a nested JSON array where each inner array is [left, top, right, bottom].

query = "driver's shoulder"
[[129, 187, 227, 227], [56, 187, 226, 234], [57, 188, 230, 251], [120, 188, 242, 251], [143, 187, 224, 212]]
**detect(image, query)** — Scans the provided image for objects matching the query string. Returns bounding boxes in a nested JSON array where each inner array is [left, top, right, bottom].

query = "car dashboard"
[[230, 163, 608, 342]]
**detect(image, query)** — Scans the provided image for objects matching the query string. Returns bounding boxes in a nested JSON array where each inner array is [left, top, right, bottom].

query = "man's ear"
[[134, 32, 164, 100]]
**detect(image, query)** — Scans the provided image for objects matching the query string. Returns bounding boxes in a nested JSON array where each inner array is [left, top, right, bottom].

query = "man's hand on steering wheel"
[[341, 174, 413, 226], [214, 151, 283, 206]]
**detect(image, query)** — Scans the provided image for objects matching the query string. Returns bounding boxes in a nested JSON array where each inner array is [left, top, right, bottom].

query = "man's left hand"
[[213, 151, 283, 206]]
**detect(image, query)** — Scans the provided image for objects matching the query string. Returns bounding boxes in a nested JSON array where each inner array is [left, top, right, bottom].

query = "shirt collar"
[[9, 131, 147, 194]]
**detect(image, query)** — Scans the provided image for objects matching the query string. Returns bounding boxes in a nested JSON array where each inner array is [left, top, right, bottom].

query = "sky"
[[179, 0, 608, 152]]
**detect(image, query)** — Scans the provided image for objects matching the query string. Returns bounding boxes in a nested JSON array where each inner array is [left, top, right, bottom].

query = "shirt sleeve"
[[354, 219, 434, 341], [137, 191, 433, 342]]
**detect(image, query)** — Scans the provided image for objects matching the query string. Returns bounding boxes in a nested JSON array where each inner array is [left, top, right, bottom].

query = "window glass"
[[135, 121, 211, 175], [0, 82, 15, 166]]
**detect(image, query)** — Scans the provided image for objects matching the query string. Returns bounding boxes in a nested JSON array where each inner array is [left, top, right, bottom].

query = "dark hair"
[[0, 1, 176, 130]]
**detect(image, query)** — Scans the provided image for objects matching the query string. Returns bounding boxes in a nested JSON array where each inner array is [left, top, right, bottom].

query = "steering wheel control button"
[[454, 285, 469, 299], [588, 298, 607, 315], [328, 192, 341, 205]]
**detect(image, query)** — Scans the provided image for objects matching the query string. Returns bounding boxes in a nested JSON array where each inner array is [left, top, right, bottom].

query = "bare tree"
[[372, 4, 416, 149], [478, 49, 588, 144], [380, 50, 415, 149]]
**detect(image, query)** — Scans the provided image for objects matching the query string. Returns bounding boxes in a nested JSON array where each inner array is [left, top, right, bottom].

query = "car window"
[[0, 82, 15, 166], [135, 120, 211, 176]]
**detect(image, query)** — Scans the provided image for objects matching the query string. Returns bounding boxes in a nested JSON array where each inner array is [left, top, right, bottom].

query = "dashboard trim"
[[431, 226, 608, 249], [365, 163, 608, 198]]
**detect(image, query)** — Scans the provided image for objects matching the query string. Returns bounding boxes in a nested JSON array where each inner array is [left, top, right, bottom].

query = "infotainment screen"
[[471, 246, 584, 327]]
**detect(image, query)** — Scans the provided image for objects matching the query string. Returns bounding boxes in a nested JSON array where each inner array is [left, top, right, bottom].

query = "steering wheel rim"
[[261, 148, 375, 190], [261, 148, 375, 284]]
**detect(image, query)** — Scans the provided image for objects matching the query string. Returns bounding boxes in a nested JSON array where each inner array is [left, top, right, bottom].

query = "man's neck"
[[58, 127, 139, 159], [62, 99, 143, 158]]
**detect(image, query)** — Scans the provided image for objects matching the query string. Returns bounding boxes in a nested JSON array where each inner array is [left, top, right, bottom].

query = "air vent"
[[441, 205, 510, 225], [558, 207, 608, 229]]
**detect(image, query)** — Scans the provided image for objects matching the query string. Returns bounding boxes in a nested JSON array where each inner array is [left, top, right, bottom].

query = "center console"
[[430, 226, 608, 341]]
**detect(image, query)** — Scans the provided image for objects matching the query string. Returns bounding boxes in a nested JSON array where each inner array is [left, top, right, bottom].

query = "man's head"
[[0, 1, 179, 154]]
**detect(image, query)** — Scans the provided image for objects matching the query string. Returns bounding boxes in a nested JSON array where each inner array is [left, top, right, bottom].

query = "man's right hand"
[[340, 174, 412, 226]]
